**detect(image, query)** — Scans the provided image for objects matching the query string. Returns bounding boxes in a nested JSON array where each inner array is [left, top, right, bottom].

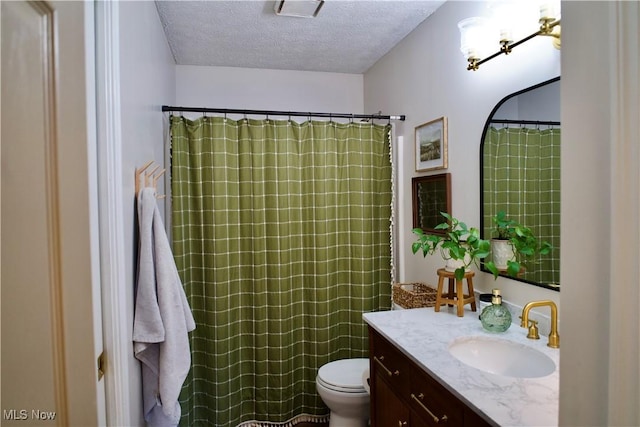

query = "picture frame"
[[412, 173, 451, 235], [415, 116, 448, 172]]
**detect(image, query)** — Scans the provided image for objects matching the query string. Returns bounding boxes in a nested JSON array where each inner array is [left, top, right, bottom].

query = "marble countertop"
[[363, 306, 559, 427]]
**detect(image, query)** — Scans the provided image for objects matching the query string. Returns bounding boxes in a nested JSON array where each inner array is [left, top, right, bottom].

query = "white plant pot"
[[443, 250, 472, 272], [491, 239, 516, 270]]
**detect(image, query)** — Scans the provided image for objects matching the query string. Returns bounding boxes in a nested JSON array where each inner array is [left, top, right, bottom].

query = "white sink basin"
[[449, 336, 556, 378]]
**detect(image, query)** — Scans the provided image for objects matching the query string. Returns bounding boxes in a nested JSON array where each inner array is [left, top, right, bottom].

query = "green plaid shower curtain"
[[483, 126, 561, 285], [170, 115, 393, 426]]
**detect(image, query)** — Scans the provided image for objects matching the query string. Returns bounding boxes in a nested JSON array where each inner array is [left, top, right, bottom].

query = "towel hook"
[[145, 166, 160, 188], [135, 161, 165, 199], [135, 161, 154, 196]]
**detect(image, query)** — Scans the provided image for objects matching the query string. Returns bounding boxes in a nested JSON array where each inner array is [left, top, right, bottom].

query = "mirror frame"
[[412, 173, 451, 236], [479, 76, 561, 291]]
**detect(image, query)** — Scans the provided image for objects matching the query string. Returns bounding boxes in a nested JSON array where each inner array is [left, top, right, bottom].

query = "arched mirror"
[[480, 77, 560, 291]]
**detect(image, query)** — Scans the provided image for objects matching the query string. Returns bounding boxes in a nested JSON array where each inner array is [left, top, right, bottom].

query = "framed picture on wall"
[[415, 116, 448, 172], [412, 173, 451, 235]]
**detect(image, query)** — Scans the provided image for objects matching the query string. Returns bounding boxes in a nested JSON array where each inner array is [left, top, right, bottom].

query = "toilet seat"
[[317, 358, 369, 394]]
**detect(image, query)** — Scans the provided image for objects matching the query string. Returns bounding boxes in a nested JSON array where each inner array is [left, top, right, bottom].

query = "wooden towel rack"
[[135, 161, 166, 199]]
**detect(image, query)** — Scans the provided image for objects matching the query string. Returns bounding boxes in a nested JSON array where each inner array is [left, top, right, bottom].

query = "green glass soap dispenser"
[[480, 288, 512, 332]]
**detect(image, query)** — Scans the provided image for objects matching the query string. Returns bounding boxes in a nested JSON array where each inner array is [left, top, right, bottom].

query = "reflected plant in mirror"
[[480, 77, 561, 291], [485, 210, 553, 279]]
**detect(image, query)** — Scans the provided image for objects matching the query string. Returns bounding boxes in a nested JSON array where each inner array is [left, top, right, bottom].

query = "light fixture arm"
[[466, 19, 561, 71], [539, 17, 561, 36], [539, 18, 562, 49]]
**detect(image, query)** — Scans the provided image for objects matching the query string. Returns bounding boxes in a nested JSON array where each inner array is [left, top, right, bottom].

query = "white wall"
[[559, 2, 610, 423], [175, 65, 363, 118], [118, 2, 176, 424], [496, 80, 560, 121], [364, 0, 561, 310], [560, 2, 639, 425]]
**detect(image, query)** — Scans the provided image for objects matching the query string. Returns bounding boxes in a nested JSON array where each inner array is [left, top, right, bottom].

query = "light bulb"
[[539, 1, 560, 21], [458, 17, 495, 60]]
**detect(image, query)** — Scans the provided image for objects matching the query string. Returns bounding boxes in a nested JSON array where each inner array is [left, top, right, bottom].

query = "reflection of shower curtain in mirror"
[[484, 127, 560, 285], [169, 115, 393, 427]]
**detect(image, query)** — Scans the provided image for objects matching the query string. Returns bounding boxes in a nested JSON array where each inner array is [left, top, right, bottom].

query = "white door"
[[1, 1, 106, 425]]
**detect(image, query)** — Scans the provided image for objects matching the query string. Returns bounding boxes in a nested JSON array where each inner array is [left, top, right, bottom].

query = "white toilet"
[[316, 358, 370, 427]]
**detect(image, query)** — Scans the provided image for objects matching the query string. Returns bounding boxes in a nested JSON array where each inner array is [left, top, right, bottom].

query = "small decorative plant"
[[411, 212, 492, 281], [485, 211, 553, 278]]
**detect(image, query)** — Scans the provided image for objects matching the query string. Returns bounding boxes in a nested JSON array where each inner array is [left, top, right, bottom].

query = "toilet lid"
[[317, 358, 369, 392]]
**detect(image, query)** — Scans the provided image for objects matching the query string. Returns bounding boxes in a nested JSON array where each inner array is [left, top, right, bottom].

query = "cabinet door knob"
[[398, 421, 408, 426]]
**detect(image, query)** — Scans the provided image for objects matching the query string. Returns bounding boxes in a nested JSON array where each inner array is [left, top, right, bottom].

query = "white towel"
[[133, 187, 196, 427]]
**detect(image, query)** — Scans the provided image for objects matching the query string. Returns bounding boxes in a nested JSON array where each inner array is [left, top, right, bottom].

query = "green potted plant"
[[485, 211, 553, 278], [411, 212, 492, 281], [488, 210, 518, 272]]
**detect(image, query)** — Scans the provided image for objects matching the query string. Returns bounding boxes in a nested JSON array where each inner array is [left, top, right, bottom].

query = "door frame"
[[95, 1, 136, 424]]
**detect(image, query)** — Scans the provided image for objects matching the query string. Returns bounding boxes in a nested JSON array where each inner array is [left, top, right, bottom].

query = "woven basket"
[[392, 282, 438, 309]]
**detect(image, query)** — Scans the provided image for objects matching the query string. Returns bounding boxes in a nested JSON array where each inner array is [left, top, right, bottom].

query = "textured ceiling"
[[155, 0, 446, 74]]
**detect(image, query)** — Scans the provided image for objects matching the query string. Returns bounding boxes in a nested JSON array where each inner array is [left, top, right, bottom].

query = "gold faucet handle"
[[519, 315, 526, 328], [526, 320, 540, 340]]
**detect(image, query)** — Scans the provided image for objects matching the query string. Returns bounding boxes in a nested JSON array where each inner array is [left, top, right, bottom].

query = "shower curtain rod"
[[162, 105, 405, 121], [491, 119, 560, 126]]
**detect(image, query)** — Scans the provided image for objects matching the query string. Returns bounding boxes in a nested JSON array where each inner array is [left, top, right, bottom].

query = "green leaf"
[[485, 261, 500, 279], [441, 240, 455, 252], [520, 247, 535, 256], [539, 242, 553, 255], [514, 225, 531, 238], [507, 260, 521, 277], [475, 248, 491, 259], [412, 228, 425, 236], [411, 241, 421, 254], [440, 212, 453, 222]]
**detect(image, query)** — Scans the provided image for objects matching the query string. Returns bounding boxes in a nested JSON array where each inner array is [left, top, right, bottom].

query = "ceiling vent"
[[274, 0, 324, 18]]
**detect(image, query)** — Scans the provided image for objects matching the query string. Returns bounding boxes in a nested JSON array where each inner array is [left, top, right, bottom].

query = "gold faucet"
[[520, 300, 560, 348]]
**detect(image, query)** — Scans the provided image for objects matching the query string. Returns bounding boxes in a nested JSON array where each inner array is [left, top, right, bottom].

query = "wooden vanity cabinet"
[[409, 365, 463, 426], [369, 326, 411, 426], [369, 327, 496, 427], [372, 371, 410, 426]]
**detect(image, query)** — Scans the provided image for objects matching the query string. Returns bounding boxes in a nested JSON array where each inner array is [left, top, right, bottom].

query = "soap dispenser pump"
[[480, 289, 512, 332]]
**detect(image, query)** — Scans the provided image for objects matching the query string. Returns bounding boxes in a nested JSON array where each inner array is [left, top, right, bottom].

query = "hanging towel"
[[133, 187, 196, 427]]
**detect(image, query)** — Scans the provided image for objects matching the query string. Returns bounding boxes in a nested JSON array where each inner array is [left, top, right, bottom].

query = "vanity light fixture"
[[274, 0, 324, 18], [458, 1, 561, 71]]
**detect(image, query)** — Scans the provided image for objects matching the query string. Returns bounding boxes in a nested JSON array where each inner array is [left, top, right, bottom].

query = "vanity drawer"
[[409, 367, 464, 427], [369, 329, 410, 396]]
